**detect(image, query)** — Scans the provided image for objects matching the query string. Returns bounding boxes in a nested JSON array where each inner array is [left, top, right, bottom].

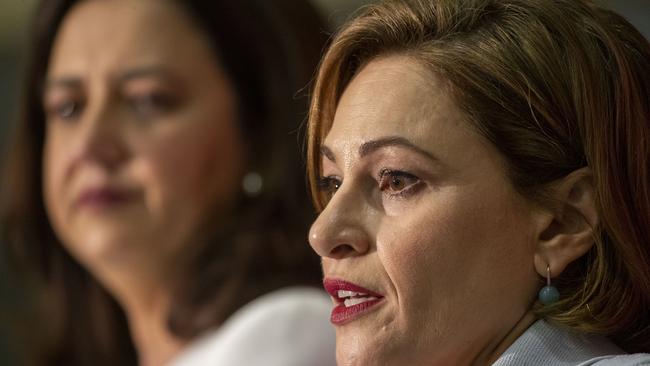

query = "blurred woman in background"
[[1, 0, 334, 365]]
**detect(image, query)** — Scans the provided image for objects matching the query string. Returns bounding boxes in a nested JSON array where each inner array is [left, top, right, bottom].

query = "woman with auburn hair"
[[306, 0, 650, 364], [1, 0, 335, 365]]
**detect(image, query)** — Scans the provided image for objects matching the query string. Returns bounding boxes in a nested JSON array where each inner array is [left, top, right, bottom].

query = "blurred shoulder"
[[241, 286, 333, 317], [171, 287, 336, 366]]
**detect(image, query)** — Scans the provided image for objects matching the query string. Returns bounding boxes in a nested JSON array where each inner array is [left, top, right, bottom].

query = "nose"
[[74, 103, 129, 172], [308, 184, 372, 259]]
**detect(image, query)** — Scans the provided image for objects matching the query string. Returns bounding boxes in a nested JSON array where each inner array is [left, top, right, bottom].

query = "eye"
[[58, 101, 80, 119], [378, 169, 422, 198], [128, 92, 176, 118], [317, 176, 342, 201], [46, 99, 83, 122]]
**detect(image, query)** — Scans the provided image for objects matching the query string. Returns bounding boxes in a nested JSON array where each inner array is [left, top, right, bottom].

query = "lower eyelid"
[[384, 181, 426, 199]]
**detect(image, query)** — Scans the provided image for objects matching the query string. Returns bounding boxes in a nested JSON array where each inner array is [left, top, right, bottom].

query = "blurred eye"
[[45, 99, 83, 122], [317, 176, 342, 201], [378, 169, 422, 198], [128, 92, 176, 118]]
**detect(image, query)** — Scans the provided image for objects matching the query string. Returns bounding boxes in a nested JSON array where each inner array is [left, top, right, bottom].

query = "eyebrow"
[[360, 136, 436, 160], [43, 77, 82, 92], [118, 66, 176, 83], [320, 145, 337, 162], [320, 136, 438, 163]]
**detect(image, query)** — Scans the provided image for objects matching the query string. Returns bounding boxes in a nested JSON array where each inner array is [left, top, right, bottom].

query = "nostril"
[[330, 244, 355, 259]]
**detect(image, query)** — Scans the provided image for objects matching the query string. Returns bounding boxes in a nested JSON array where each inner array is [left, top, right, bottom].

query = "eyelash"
[[316, 168, 423, 202], [377, 168, 423, 199]]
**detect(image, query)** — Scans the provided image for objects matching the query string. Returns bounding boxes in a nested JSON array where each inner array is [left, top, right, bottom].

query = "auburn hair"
[[307, 0, 650, 352]]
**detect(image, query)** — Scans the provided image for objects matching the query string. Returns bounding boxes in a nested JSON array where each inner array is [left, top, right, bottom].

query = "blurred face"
[[309, 56, 541, 366], [42, 0, 244, 277]]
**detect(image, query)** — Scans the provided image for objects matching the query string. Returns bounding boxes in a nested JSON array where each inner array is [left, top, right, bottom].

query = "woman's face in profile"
[[309, 56, 543, 365], [42, 0, 244, 272]]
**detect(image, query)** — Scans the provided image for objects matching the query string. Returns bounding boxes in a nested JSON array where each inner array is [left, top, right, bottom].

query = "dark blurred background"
[[0, 0, 647, 363]]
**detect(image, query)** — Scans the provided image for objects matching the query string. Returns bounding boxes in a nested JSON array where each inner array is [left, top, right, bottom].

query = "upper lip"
[[323, 278, 384, 303]]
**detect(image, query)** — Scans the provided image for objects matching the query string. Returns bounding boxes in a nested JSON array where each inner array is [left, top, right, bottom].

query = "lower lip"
[[331, 298, 384, 325]]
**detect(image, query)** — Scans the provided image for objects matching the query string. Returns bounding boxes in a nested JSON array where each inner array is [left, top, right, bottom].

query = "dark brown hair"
[[1, 0, 327, 364], [307, 0, 650, 352]]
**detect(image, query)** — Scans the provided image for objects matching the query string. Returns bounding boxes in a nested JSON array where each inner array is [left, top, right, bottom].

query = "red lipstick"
[[323, 278, 385, 325]]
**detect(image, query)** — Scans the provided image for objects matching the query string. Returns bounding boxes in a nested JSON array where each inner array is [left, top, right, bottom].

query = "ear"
[[533, 167, 599, 278]]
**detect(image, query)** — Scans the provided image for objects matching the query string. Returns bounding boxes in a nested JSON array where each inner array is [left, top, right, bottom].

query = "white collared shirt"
[[493, 319, 650, 365]]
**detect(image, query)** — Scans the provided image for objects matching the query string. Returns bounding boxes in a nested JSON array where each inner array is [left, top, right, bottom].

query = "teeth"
[[337, 290, 367, 298], [344, 297, 378, 307], [338, 290, 352, 298]]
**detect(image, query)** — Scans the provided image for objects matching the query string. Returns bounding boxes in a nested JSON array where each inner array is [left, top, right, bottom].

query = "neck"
[[124, 291, 186, 366], [480, 310, 537, 365], [91, 259, 187, 366]]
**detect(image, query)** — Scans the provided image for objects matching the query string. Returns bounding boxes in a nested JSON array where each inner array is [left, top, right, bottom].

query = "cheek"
[[378, 213, 444, 311], [379, 189, 535, 318], [379, 193, 474, 285], [42, 131, 69, 219], [133, 117, 244, 216]]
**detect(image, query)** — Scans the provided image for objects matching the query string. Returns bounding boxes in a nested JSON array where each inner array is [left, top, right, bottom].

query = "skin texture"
[[42, 0, 244, 364], [308, 56, 547, 366]]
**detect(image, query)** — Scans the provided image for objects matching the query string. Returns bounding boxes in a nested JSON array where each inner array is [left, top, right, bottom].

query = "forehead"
[[324, 55, 476, 157], [48, 0, 212, 77]]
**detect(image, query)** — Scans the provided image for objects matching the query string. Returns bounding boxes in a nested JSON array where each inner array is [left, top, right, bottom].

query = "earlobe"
[[533, 167, 599, 278]]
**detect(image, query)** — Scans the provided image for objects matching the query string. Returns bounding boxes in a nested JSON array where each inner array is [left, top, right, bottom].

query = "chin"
[[66, 230, 144, 269], [336, 327, 443, 366], [335, 333, 398, 366], [337, 349, 406, 366]]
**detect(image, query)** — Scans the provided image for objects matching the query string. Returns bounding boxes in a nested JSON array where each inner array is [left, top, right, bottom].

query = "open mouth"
[[323, 278, 385, 325], [336, 289, 381, 307]]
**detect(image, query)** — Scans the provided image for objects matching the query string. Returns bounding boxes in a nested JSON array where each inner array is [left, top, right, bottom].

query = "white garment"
[[493, 319, 650, 365], [170, 287, 336, 366]]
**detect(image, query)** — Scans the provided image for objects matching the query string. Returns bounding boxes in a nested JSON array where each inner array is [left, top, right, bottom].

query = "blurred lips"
[[323, 278, 385, 325], [76, 186, 137, 210]]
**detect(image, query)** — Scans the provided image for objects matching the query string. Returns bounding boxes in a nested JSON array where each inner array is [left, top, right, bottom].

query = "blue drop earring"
[[538, 265, 560, 305]]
